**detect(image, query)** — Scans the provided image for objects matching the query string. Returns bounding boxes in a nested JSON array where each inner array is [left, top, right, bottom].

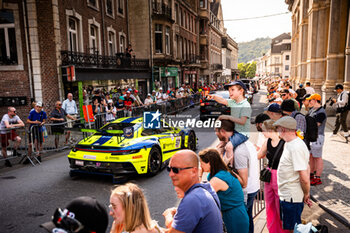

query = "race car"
[[67, 117, 197, 181]]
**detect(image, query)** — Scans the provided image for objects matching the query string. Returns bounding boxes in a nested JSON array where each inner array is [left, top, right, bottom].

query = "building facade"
[[285, 0, 350, 99], [270, 33, 291, 78]]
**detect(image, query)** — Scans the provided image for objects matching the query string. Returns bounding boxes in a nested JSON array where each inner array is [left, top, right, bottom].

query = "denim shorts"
[[279, 200, 304, 230]]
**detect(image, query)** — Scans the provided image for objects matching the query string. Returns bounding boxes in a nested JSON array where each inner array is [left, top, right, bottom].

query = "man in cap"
[[264, 103, 283, 121], [207, 80, 252, 137], [151, 90, 157, 102], [280, 89, 300, 111], [253, 113, 270, 151], [331, 84, 349, 138], [301, 94, 311, 111], [296, 84, 306, 109], [144, 93, 154, 106], [40, 196, 108, 233], [273, 116, 311, 231], [156, 87, 164, 104], [281, 99, 306, 142], [123, 91, 134, 117], [307, 94, 327, 186], [133, 90, 143, 106]]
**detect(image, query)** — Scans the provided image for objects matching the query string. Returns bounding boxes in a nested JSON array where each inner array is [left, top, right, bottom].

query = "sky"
[[221, 0, 292, 43]]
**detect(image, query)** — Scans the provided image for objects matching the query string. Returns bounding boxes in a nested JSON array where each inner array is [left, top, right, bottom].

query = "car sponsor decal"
[[83, 155, 96, 160], [92, 136, 112, 146], [121, 117, 138, 123], [175, 137, 181, 148]]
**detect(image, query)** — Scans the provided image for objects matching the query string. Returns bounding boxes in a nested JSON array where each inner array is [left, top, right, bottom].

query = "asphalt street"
[[0, 91, 266, 233]]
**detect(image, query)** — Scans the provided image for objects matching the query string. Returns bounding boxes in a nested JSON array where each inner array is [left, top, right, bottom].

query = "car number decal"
[[83, 155, 96, 160], [175, 137, 181, 148], [75, 160, 84, 166]]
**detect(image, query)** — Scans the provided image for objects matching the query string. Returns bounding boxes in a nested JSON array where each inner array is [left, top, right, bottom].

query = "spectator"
[[273, 116, 312, 231], [144, 93, 154, 106], [109, 183, 164, 233], [0, 107, 24, 167], [50, 101, 76, 148], [123, 91, 135, 117], [163, 149, 223, 233], [307, 94, 327, 186], [199, 148, 249, 233], [116, 96, 125, 118], [295, 84, 307, 109], [106, 99, 117, 122], [92, 98, 104, 128], [26, 101, 47, 163], [156, 87, 164, 104], [280, 89, 300, 111], [208, 80, 252, 137], [264, 103, 283, 121], [125, 44, 133, 58], [257, 120, 289, 233], [214, 118, 259, 233], [253, 113, 270, 151], [301, 94, 311, 111], [151, 90, 157, 102], [40, 196, 108, 233], [331, 84, 349, 138], [133, 90, 143, 106], [304, 82, 315, 95]]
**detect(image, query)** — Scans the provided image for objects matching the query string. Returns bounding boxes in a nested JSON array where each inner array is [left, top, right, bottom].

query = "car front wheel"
[[147, 147, 162, 176]]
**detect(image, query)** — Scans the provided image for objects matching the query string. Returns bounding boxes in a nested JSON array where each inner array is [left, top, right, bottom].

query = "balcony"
[[211, 63, 223, 70], [61, 51, 149, 70], [183, 54, 201, 65], [152, 3, 172, 22]]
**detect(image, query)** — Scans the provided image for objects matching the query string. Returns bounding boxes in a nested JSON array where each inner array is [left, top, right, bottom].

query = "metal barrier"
[[0, 126, 27, 164], [253, 158, 266, 219]]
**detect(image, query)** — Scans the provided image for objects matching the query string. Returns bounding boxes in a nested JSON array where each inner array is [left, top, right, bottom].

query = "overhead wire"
[[222, 12, 290, 22]]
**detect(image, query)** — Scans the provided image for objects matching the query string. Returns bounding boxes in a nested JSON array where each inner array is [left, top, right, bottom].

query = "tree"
[[238, 63, 248, 78], [246, 62, 257, 78]]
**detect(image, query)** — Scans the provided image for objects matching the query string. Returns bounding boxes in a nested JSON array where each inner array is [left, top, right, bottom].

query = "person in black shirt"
[[295, 84, 306, 109], [257, 119, 286, 233]]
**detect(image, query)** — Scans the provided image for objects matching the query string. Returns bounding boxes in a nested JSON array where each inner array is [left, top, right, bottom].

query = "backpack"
[[294, 112, 318, 142]]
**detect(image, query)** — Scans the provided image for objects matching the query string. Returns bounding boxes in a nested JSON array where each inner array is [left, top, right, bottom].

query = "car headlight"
[[111, 149, 141, 155], [72, 147, 77, 152]]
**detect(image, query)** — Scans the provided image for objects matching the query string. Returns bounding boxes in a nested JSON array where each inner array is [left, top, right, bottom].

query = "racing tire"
[[147, 147, 162, 176], [188, 131, 197, 151]]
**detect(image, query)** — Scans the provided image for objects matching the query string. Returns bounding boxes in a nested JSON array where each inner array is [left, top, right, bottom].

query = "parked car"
[[200, 91, 231, 121]]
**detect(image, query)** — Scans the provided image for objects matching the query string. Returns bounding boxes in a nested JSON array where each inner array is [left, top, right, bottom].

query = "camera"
[[326, 97, 334, 106]]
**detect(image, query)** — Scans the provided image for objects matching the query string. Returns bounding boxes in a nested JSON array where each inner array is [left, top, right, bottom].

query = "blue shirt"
[[172, 183, 223, 233], [28, 110, 47, 127]]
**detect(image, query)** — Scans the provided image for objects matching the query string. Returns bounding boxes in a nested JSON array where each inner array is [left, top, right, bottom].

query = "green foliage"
[[238, 37, 271, 63], [238, 61, 257, 78]]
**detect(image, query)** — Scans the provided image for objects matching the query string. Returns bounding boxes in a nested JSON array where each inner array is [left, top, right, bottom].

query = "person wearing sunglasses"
[[40, 196, 108, 233], [50, 101, 77, 148], [109, 183, 164, 233], [163, 149, 223, 233], [0, 107, 24, 167]]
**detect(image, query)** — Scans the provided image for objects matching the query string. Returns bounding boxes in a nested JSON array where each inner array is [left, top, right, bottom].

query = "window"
[[275, 67, 279, 73], [119, 33, 125, 53], [285, 65, 289, 71], [0, 10, 17, 65], [155, 24, 163, 53], [175, 4, 178, 24], [274, 57, 279, 64], [117, 0, 124, 16], [165, 26, 170, 55], [180, 8, 183, 26], [89, 25, 98, 53], [286, 55, 289, 60], [106, 0, 114, 17], [87, 0, 99, 9], [108, 31, 116, 56], [179, 37, 182, 59], [199, 0, 206, 8], [68, 17, 78, 52]]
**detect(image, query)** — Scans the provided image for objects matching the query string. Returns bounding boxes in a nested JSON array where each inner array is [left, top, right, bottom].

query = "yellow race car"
[[68, 117, 197, 182]]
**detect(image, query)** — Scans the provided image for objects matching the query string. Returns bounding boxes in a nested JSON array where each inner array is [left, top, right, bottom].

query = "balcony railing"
[[184, 54, 200, 65], [152, 2, 172, 19], [211, 63, 223, 70], [61, 51, 150, 70]]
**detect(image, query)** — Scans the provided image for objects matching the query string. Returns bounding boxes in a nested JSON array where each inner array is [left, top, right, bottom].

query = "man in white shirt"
[[156, 87, 164, 104], [144, 94, 154, 106], [62, 93, 78, 143], [331, 84, 349, 137], [273, 116, 311, 231], [304, 82, 315, 95]]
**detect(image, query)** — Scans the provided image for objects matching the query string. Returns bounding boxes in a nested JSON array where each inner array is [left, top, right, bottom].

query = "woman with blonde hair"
[[258, 119, 289, 233], [109, 183, 164, 233]]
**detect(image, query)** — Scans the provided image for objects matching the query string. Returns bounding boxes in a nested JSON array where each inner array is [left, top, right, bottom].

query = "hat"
[[253, 113, 270, 124], [301, 93, 311, 101], [264, 103, 281, 113], [147, 93, 151, 96], [40, 196, 108, 233], [134, 90, 138, 93], [299, 84, 303, 88], [224, 80, 247, 92], [119, 96, 124, 100], [159, 87, 163, 90], [275, 97, 283, 103], [126, 91, 131, 94], [152, 90, 156, 93], [306, 93, 321, 101], [36, 101, 43, 107], [280, 99, 295, 112], [273, 116, 297, 130], [128, 88, 133, 92], [108, 99, 113, 103]]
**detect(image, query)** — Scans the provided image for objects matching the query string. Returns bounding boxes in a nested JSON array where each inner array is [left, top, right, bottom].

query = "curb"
[[310, 195, 350, 229]]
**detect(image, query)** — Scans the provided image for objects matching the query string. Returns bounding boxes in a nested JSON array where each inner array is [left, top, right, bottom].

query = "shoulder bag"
[[260, 140, 284, 183]]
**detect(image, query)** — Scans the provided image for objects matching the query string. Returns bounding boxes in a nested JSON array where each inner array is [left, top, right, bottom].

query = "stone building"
[[285, 0, 350, 99], [222, 31, 239, 82], [270, 33, 291, 79]]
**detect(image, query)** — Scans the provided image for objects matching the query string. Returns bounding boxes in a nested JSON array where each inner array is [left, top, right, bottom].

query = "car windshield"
[[94, 122, 141, 136]]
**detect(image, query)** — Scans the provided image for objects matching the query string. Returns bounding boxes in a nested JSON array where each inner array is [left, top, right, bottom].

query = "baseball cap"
[[36, 101, 43, 107], [152, 90, 156, 93], [159, 87, 163, 90], [107, 99, 113, 103], [264, 103, 281, 113], [299, 84, 303, 88], [280, 99, 296, 112], [301, 93, 311, 101], [147, 93, 151, 96], [273, 116, 297, 130], [126, 91, 131, 94], [134, 90, 138, 93], [224, 80, 247, 92], [335, 84, 343, 90], [253, 113, 270, 124], [306, 93, 321, 101], [40, 196, 108, 233]]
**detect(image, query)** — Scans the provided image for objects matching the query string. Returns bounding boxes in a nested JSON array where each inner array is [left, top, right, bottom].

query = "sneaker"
[[310, 173, 315, 180], [5, 159, 12, 167], [311, 177, 322, 186], [37, 156, 41, 162]]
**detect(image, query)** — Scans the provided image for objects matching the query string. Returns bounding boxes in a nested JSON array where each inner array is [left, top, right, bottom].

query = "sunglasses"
[[53, 208, 85, 233], [166, 166, 193, 174]]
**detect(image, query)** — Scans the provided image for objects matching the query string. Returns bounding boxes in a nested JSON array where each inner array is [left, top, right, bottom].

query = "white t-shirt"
[[277, 137, 309, 203], [234, 140, 260, 194], [305, 86, 315, 95], [0, 114, 21, 134], [156, 92, 163, 104], [144, 97, 153, 105]]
